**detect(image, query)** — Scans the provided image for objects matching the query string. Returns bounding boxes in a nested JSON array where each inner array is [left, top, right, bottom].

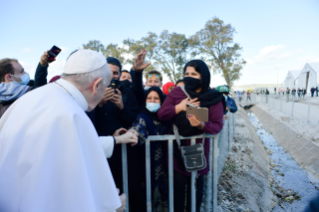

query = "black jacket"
[[35, 63, 49, 87], [95, 83, 139, 136], [130, 69, 145, 109]]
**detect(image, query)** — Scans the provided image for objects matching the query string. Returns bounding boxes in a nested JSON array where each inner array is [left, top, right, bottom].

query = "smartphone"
[[48, 45, 62, 62], [110, 79, 121, 93], [186, 103, 209, 122]]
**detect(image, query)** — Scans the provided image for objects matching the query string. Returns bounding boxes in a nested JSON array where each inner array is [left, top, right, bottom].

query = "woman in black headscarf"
[[130, 87, 171, 212], [158, 59, 225, 211]]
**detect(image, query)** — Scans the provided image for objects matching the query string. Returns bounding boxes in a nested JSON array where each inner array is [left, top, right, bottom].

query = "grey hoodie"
[[0, 82, 29, 103]]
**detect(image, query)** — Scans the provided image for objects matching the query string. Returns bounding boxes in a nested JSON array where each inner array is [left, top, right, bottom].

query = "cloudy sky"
[[1, 0, 318, 87]]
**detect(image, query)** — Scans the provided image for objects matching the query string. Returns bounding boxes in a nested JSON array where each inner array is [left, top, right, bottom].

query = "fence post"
[[228, 116, 231, 152], [121, 144, 129, 212], [145, 141, 152, 212], [168, 139, 174, 212], [307, 96, 311, 123], [205, 136, 214, 211], [212, 135, 218, 212], [190, 137, 197, 212]]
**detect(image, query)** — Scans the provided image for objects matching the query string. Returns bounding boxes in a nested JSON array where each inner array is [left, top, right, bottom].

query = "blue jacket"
[[226, 96, 237, 114]]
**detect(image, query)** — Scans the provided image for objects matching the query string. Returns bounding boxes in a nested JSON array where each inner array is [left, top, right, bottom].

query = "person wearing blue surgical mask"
[[0, 58, 32, 118], [129, 86, 170, 212]]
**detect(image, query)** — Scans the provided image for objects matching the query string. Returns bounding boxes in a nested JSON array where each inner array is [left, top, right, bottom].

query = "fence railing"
[[120, 112, 236, 212]]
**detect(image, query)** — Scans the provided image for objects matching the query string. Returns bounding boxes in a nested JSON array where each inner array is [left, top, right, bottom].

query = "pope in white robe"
[[0, 50, 130, 212]]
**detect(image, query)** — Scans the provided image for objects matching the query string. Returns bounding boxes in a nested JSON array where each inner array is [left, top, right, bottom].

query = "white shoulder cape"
[[0, 82, 121, 212]]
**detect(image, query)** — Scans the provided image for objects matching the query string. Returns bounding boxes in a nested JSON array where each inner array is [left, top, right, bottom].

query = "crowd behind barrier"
[[1, 49, 319, 211], [0, 50, 240, 212], [120, 112, 235, 212]]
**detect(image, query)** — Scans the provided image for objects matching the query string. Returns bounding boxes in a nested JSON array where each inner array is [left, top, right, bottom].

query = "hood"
[[0, 82, 29, 103]]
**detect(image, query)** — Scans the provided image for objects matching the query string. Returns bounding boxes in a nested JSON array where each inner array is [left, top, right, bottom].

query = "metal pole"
[[205, 136, 214, 211], [228, 116, 231, 152], [145, 141, 152, 212], [307, 96, 311, 123], [291, 95, 295, 117], [212, 135, 218, 212], [168, 139, 174, 212], [190, 137, 197, 212], [122, 144, 129, 212]]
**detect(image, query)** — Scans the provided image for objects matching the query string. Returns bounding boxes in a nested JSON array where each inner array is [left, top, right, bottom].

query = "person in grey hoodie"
[[0, 58, 32, 118]]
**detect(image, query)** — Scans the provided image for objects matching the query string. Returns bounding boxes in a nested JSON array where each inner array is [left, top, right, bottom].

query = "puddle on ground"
[[248, 113, 319, 212]]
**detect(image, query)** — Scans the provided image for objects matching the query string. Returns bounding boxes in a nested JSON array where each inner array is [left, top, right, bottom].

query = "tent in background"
[[298, 62, 319, 94]]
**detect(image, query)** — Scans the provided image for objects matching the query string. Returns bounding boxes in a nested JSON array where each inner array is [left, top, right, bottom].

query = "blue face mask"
[[12, 73, 30, 85], [146, 102, 161, 113]]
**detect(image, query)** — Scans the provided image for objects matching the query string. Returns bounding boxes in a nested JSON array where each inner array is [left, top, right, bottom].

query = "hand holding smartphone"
[[186, 103, 209, 122], [48, 45, 62, 62]]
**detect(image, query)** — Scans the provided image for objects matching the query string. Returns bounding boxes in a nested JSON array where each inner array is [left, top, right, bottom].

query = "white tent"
[[298, 62, 319, 94], [284, 70, 300, 89]]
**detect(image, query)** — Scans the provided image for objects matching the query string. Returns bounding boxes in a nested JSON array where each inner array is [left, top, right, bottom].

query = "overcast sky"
[[1, 0, 318, 87]]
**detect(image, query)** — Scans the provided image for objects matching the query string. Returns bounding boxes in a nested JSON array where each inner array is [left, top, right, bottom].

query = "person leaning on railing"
[[158, 59, 225, 212], [128, 86, 171, 212]]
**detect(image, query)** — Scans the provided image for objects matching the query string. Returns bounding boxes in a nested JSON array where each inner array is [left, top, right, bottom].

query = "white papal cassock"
[[0, 79, 121, 212]]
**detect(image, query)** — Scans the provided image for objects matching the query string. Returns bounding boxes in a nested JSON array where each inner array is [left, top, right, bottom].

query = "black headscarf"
[[141, 86, 165, 121], [183, 60, 224, 108], [174, 59, 226, 136]]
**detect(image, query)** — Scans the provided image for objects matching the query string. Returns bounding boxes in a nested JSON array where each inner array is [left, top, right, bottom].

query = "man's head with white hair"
[[61, 49, 112, 111]]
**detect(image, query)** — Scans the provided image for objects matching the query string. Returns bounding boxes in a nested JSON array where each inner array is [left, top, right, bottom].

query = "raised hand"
[[132, 50, 151, 72], [40, 51, 55, 67]]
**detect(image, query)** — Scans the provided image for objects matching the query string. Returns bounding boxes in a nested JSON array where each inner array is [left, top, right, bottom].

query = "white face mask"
[[146, 102, 161, 113], [12, 73, 30, 85]]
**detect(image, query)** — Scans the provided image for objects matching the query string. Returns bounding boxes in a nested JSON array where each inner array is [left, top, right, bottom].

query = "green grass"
[[223, 162, 238, 173]]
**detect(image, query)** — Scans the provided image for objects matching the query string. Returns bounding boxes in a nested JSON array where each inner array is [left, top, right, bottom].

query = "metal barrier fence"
[[120, 113, 236, 212]]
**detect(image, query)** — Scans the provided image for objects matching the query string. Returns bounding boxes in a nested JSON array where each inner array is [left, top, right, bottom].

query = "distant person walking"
[[311, 87, 315, 97], [297, 88, 301, 98], [246, 91, 251, 102], [278, 88, 281, 95], [286, 87, 290, 102], [292, 88, 296, 98], [274, 87, 276, 94], [302, 88, 306, 99], [316, 86, 318, 97], [265, 88, 269, 103], [238, 91, 242, 102], [282, 88, 285, 96]]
